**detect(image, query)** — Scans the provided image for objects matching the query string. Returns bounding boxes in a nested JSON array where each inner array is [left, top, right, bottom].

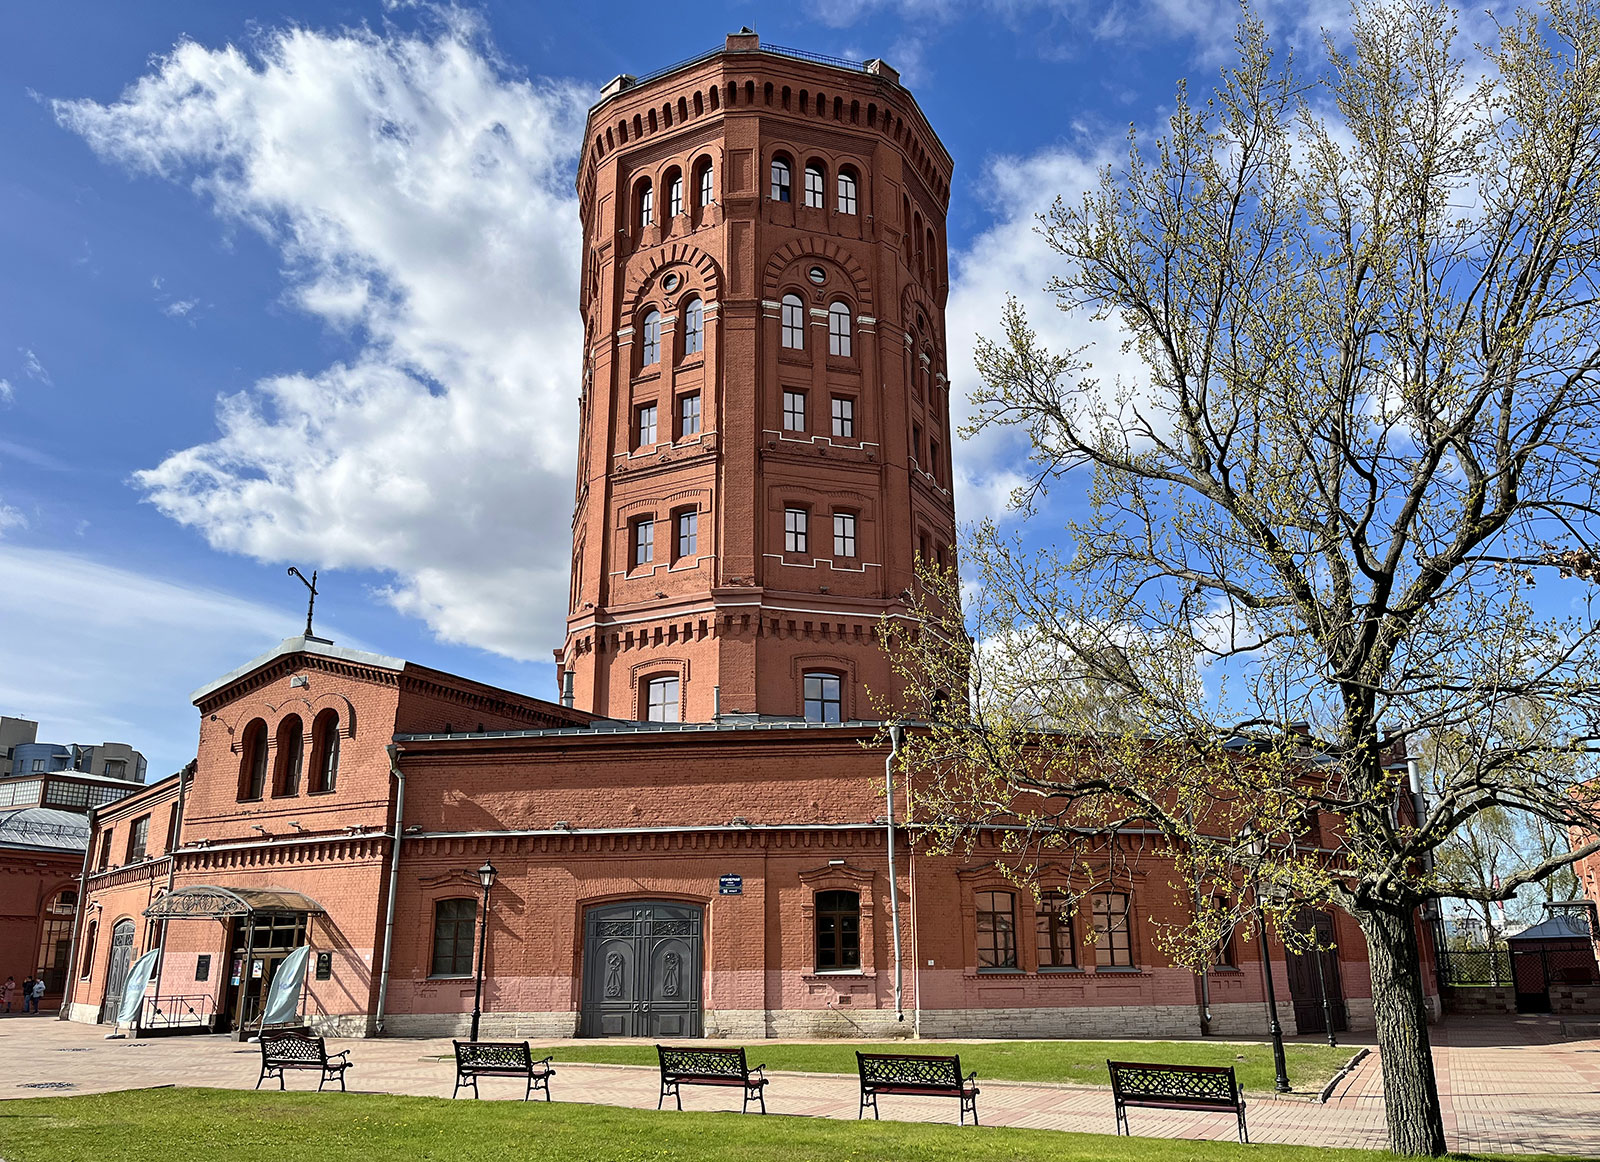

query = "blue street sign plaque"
[[718, 874, 743, 895]]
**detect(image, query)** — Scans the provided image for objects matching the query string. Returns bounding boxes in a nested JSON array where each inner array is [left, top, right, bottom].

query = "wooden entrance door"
[[98, 919, 135, 1024], [580, 901, 702, 1037], [1285, 910, 1347, 1035]]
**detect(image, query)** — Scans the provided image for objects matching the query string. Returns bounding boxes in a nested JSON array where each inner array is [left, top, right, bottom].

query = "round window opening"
[[808, 266, 827, 285], [662, 272, 681, 292]]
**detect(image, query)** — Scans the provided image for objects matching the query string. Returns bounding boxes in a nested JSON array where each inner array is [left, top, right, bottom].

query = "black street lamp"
[[469, 860, 496, 1042], [1244, 830, 1292, 1094]]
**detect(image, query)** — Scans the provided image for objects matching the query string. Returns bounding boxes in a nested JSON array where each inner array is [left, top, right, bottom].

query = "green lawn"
[[0, 1089, 1575, 1162], [542, 1039, 1355, 1095]]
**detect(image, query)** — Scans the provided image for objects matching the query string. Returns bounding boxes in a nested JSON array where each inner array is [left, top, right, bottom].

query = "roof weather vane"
[[287, 567, 321, 640]]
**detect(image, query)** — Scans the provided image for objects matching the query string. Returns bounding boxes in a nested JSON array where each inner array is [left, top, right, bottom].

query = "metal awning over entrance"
[[143, 886, 327, 920]]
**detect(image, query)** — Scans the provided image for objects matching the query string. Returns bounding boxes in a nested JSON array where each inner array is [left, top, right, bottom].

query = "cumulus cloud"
[[55, 17, 590, 660]]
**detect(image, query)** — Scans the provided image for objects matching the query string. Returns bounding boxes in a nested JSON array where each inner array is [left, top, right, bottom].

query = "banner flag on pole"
[[116, 949, 161, 1027], [260, 945, 312, 1028]]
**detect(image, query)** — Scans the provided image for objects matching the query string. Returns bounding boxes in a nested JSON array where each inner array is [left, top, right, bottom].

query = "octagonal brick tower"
[[557, 31, 957, 723]]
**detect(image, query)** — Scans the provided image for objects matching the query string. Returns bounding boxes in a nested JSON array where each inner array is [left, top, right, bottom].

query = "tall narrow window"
[[785, 506, 809, 553], [833, 511, 857, 558], [803, 672, 842, 722], [239, 719, 268, 801], [1092, 891, 1134, 967], [1037, 891, 1077, 969], [698, 162, 714, 207], [912, 423, 923, 463], [633, 518, 655, 567], [96, 832, 112, 871], [679, 392, 701, 437], [837, 170, 858, 214], [783, 389, 807, 432], [804, 163, 825, 208], [977, 891, 1018, 969], [636, 403, 658, 448], [165, 801, 180, 854], [646, 675, 680, 722], [641, 310, 661, 365], [676, 509, 698, 558], [431, 898, 477, 977], [781, 294, 805, 349], [667, 173, 683, 217], [770, 157, 791, 201], [831, 396, 855, 438], [638, 180, 653, 227], [309, 710, 340, 793], [815, 890, 861, 970], [682, 297, 703, 355], [828, 302, 852, 357], [126, 814, 150, 862], [929, 439, 941, 484], [1216, 897, 1238, 968], [273, 715, 303, 796]]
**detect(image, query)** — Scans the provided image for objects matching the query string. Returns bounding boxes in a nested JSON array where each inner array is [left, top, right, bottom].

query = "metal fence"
[[1438, 948, 1512, 986]]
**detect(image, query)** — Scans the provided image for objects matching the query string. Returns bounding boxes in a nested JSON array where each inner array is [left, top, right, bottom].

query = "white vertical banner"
[[260, 945, 311, 1027], [116, 949, 161, 1027]]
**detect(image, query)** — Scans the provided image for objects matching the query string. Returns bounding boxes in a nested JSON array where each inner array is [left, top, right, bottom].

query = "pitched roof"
[[0, 807, 89, 853]]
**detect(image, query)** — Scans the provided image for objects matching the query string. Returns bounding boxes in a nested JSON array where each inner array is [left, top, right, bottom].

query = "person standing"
[[1, 976, 14, 1014], [19, 976, 35, 1014], [30, 978, 45, 1014]]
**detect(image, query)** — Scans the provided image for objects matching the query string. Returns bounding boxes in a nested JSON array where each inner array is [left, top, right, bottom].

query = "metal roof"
[[0, 807, 90, 853], [395, 716, 890, 742]]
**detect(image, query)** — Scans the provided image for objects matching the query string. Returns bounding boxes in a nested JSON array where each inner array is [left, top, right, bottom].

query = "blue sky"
[[0, 0, 1359, 776]]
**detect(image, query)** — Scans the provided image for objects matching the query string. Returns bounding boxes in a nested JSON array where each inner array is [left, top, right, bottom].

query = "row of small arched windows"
[[636, 160, 715, 229], [769, 157, 858, 214], [237, 711, 340, 801]]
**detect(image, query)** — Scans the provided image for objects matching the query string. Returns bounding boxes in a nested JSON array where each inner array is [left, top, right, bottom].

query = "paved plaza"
[[3, 1014, 1598, 1155]]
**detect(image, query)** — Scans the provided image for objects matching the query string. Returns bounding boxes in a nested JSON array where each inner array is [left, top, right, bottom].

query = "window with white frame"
[[803, 672, 842, 722], [828, 302, 852, 357], [641, 310, 661, 365], [837, 170, 858, 214], [804, 163, 824, 208], [667, 173, 683, 217], [682, 297, 703, 355], [632, 518, 655, 567], [698, 162, 714, 207], [646, 675, 680, 722], [831, 396, 854, 438], [784, 507, 808, 553], [679, 392, 701, 437], [636, 403, 658, 448], [638, 181, 653, 227], [676, 509, 698, 559], [770, 157, 791, 201], [783, 389, 807, 432], [781, 294, 805, 349], [833, 511, 857, 558]]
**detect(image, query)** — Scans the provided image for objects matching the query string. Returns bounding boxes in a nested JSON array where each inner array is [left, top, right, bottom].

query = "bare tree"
[[884, 2, 1600, 1154]]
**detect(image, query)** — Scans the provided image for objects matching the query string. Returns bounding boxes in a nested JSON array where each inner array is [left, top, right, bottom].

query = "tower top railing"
[[596, 36, 895, 110]]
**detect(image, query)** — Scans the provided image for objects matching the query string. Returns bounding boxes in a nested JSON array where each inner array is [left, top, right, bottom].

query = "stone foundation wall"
[[1550, 986, 1600, 1014], [1442, 986, 1515, 1014]]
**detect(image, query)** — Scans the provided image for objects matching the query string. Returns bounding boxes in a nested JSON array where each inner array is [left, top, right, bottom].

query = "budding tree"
[[882, 2, 1600, 1154]]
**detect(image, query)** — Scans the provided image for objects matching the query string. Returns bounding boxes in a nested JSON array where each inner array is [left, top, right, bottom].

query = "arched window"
[[79, 920, 97, 979], [682, 297, 703, 355], [641, 309, 661, 366], [309, 710, 340, 794], [666, 170, 683, 218], [238, 719, 267, 801], [837, 169, 858, 215], [770, 156, 791, 202], [638, 179, 654, 227], [976, 890, 1018, 969], [803, 672, 842, 722], [697, 161, 714, 207], [431, 898, 477, 977], [781, 294, 805, 349], [804, 162, 825, 208], [828, 301, 852, 357], [37, 889, 77, 992], [273, 715, 303, 797], [815, 890, 860, 970], [645, 675, 680, 722]]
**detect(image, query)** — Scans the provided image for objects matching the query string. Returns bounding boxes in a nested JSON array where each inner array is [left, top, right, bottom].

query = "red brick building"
[[62, 34, 1407, 1042]]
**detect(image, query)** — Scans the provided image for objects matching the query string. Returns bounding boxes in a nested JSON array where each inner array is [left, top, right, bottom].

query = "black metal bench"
[[856, 1051, 979, 1125], [1107, 1060, 1248, 1142], [255, 1030, 351, 1092], [452, 1040, 554, 1101], [656, 1045, 767, 1113]]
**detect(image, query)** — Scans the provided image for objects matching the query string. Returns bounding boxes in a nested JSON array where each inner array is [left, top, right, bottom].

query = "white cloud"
[[0, 546, 323, 775], [161, 298, 200, 318], [0, 378, 12, 404], [0, 502, 25, 537], [55, 18, 590, 661], [19, 348, 51, 386]]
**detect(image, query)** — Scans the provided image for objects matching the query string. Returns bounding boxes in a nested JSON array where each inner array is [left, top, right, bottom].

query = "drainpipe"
[[885, 722, 905, 1023], [906, 747, 922, 1038], [56, 806, 98, 1022], [374, 744, 406, 1035]]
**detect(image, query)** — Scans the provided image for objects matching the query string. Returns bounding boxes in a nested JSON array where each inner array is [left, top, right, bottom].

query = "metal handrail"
[[141, 994, 216, 1029], [627, 43, 869, 92]]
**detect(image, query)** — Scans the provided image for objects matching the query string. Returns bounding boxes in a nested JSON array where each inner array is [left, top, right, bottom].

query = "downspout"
[[905, 739, 922, 1038], [374, 743, 406, 1035], [150, 761, 193, 1009], [56, 806, 97, 1022], [885, 722, 905, 1023]]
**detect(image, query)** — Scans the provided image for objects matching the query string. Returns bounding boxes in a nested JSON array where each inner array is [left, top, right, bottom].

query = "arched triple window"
[[641, 309, 662, 366], [273, 715, 303, 797], [770, 156, 792, 202], [309, 709, 340, 794], [238, 718, 268, 801], [827, 302, 852, 357], [697, 160, 714, 208], [803, 672, 843, 723], [682, 297, 703, 356], [780, 294, 805, 349], [837, 169, 858, 215], [804, 162, 825, 209], [638, 180, 654, 228], [815, 889, 861, 971]]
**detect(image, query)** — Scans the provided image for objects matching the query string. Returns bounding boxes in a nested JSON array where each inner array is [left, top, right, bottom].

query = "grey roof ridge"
[[190, 634, 406, 704]]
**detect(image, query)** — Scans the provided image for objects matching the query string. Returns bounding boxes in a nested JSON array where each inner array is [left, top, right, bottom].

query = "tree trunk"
[[1355, 901, 1448, 1156]]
